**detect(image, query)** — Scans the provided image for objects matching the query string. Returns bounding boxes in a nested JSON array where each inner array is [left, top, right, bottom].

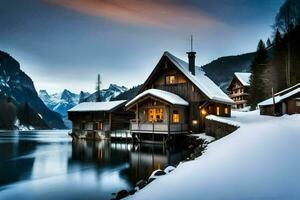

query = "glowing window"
[[225, 107, 229, 114], [172, 110, 180, 123], [201, 109, 207, 115], [148, 108, 164, 122], [192, 85, 195, 92], [216, 107, 220, 116], [192, 120, 198, 125], [165, 75, 176, 85]]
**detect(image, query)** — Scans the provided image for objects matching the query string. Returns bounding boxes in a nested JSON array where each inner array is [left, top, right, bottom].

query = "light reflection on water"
[[0, 131, 188, 200]]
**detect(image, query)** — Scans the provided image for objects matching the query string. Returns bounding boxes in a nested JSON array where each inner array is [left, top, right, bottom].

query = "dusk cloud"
[[47, 0, 221, 29], [0, 0, 284, 93]]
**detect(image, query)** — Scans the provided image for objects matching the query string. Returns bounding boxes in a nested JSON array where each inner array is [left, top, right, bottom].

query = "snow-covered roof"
[[258, 84, 300, 106], [126, 89, 189, 107], [274, 83, 300, 96], [68, 100, 127, 112], [164, 52, 234, 104], [234, 72, 251, 86]]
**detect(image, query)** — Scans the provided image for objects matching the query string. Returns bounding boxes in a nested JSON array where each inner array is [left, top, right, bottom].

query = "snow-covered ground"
[[128, 111, 300, 200], [189, 133, 215, 143]]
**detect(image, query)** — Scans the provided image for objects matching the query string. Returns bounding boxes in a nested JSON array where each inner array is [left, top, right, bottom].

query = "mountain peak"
[[108, 84, 127, 92], [39, 89, 49, 95], [61, 89, 72, 97]]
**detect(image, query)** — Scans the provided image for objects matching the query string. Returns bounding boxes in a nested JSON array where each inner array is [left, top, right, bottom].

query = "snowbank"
[[128, 112, 300, 200], [189, 133, 215, 143]]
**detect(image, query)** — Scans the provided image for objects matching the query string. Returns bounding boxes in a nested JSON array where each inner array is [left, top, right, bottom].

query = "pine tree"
[[274, 0, 300, 34], [273, 29, 282, 44], [269, 29, 287, 92], [248, 40, 269, 110], [95, 74, 102, 102], [0, 97, 17, 129], [266, 38, 272, 47]]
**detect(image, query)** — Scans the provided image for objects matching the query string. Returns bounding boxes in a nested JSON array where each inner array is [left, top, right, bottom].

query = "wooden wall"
[[135, 98, 187, 124], [111, 107, 135, 130], [144, 58, 207, 103], [205, 118, 239, 139], [68, 107, 134, 132]]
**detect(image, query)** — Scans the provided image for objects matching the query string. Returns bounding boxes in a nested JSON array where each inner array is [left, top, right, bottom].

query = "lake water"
[[0, 130, 189, 200]]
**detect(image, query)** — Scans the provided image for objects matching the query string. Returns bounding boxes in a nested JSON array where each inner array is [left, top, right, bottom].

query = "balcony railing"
[[229, 92, 249, 98], [130, 122, 188, 134]]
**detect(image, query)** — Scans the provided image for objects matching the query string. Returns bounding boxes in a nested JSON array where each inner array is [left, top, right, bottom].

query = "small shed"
[[68, 100, 134, 140], [258, 83, 300, 116]]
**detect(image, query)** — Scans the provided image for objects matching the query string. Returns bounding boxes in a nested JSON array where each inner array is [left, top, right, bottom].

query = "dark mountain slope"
[[0, 50, 65, 129], [202, 52, 255, 91], [111, 85, 142, 101]]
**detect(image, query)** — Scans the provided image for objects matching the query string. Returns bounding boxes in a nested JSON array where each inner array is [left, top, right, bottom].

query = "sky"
[[0, 0, 284, 94]]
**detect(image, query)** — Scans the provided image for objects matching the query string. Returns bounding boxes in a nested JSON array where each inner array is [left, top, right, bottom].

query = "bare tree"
[[274, 0, 300, 87], [274, 0, 300, 34]]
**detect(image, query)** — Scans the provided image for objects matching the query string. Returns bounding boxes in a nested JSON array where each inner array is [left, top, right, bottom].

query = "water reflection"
[[0, 131, 188, 199]]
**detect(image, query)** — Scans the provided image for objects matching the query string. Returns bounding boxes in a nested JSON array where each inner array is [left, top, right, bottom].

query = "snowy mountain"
[[39, 89, 80, 112], [0, 50, 66, 130], [80, 84, 128, 102], [40, 84, 127, 128], [39, 89, 81, 128]]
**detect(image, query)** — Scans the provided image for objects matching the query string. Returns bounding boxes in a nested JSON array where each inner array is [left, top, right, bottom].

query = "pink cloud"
[[47, 0, 221, 29]]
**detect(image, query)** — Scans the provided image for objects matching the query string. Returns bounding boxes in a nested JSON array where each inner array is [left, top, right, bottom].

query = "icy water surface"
[[0, 130, 188, 200]]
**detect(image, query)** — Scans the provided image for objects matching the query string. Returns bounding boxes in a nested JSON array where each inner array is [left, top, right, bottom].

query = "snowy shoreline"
[[126, 111, 300, 200]]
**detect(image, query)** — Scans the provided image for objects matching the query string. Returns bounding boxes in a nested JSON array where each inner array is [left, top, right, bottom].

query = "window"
[[148, 108, 164, 122], [216, 107, 220, 115], [296, 101, 300, 107], [208, 106, 213, 113], [81, 122, 86, 130], [192, 85, 195, 92], [172, 110, 180, 123], [225, 107, 229, 114], [165, 75, 176, 85]]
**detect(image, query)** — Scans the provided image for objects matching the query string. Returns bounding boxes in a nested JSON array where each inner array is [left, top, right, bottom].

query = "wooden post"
[[136, 104, 139, 124], [272, 87, 276, 116], [168, 106, 171, 135], [109, 112, 112, 131]]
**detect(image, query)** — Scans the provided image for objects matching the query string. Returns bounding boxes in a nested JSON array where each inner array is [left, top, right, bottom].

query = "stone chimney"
[[187, 35, 196, 75], [187, 51, 196, 75]]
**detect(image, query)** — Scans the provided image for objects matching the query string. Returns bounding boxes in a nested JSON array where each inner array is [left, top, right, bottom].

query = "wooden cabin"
[[68, 100, 134, 140], [125, 51, 233, 143], [258, 83, 300, 116], [227, 72, 251, 109]]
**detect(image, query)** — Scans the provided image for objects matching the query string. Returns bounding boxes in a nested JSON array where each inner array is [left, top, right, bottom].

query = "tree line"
[[248, 0, 300, 109]]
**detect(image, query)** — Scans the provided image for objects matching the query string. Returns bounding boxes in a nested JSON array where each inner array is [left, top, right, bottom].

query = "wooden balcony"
[[229, 92, 249, 98], [130, 122, 189, 134], [234, 100, 247, 104]]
